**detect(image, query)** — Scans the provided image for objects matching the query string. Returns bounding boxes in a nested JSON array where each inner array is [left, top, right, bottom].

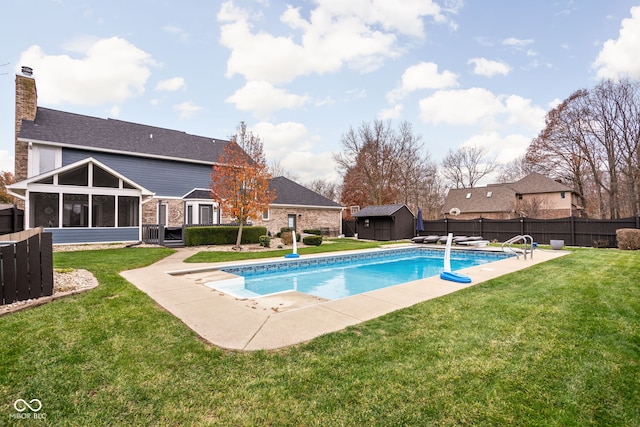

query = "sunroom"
[[8, 157, 154, 244]]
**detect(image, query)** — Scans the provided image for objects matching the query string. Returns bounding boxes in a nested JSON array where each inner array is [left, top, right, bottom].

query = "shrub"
[[259, 235, 271, 248], [184, 226, 267, 246], [303, 235, 322, 246], [616, 228, 640, 250], [281, 231, 293, 245], [303, 229, 322, 236]]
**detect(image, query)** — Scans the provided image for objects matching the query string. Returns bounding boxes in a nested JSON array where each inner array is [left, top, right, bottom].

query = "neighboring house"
[[9, 68, 343, 244], [352, 204, 415, 241], [441, 172, 583, 220], [253, 176, 343, 237]]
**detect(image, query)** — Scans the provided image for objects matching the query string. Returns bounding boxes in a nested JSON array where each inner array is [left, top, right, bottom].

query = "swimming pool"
[[213, 247, 512, 300]]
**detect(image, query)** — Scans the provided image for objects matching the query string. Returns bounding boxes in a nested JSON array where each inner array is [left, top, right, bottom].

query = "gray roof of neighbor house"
[[442, 186, 517, 214], [509, 171, 574, 194], [441, 172, 576, 214], [352, 203, 411, 217], [269, 176, 343, 208], [19, 107, 230, 164]]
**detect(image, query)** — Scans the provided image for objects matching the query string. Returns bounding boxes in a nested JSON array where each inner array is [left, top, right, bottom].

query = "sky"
[[2, 1, 640, 186]]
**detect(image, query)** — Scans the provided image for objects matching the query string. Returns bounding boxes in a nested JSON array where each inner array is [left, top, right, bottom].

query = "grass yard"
[[0, 246, 638, 426], [183, 238, 387, 262]]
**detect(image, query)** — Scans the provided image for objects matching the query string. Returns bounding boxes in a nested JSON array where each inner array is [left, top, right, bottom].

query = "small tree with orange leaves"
[[0, 171, 15, 204], [210, 122, 275, 249]]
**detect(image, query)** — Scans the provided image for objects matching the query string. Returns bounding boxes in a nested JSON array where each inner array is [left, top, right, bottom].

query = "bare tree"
[[441, 145, 497, 188], [268, 159, 299, 181], [306, 178, 341, 203], [527, 79, 640, 219], [496, 156, 533, 183], [335, 119, 440, 216]]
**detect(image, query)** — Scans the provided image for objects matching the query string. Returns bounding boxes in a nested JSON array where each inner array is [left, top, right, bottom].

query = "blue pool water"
[[219, 248, 511, 300]]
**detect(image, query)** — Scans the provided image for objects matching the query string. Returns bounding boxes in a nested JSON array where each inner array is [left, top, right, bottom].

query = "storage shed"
[[352, 204, 415, 241]]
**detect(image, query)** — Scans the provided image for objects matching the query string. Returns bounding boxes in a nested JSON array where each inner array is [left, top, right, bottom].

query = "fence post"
[[479, 217, 483, 237], [570, 215, 575, 246], [444, 218, 448, 235], [520, 217, 525, 236]]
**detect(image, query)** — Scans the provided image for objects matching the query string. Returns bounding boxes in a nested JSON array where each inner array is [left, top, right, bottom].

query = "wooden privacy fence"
[[419, 216, 640, 248], [0, 228, 53, 305]]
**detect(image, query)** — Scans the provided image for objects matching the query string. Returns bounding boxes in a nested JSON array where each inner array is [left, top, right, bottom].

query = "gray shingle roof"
[[269, 176, 342, 208], [352, 203, 409, 217], [19, 107, 230, 164], [509, 171, 574, 194], [441, 186, 516, 214]]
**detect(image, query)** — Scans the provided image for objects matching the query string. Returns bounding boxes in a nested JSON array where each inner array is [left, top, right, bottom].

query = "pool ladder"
[[502, 235, 534, 260]]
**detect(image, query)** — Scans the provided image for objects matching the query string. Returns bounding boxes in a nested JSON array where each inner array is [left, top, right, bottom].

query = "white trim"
[[8, 156, 154, 197]]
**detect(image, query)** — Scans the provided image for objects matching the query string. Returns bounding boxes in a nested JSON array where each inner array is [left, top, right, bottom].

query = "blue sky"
[[2, 1, 639, 185]]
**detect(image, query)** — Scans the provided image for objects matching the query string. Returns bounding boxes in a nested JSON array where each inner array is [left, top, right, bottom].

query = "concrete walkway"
[[120, 246, 569, 351]]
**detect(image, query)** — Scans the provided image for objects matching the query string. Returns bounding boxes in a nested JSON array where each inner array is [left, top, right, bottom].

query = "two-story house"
[[9, 68, 343, 244], [441, 172, 583, 220]]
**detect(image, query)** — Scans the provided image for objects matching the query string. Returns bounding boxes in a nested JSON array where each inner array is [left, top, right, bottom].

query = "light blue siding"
[[46, 227, 139, 244], [62, 149, 213, 197]]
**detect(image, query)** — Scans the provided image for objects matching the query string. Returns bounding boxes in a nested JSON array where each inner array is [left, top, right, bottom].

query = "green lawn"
[[183, 238, 390, 262], [0, 246, 638, 426]]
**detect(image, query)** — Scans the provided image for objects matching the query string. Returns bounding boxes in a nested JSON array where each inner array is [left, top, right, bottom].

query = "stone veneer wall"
[[15, 74, 37, 182], [252, 207, 342, 236], [142, 199, 185, 227]]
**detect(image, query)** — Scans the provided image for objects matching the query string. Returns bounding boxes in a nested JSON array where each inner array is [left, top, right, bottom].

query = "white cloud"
[[467, 57, 511, 77], [0, 150, 14, 174], [225, 81, 311, 119], [502, 37, 534, 47], [17, 37, 156, 106], [173, 101, 204, 119], [419, 88, 544, 131], [218, 0, 451, 84], [419, 88, 505, 126], [593, 5, 640, 80], [462, 132, 531, 164], [378, 103, 404, 120], [163, 25, 189, 43], [386, 62, 458, 102], [156, 77, 185, 91], [250, 121, 339, 182]]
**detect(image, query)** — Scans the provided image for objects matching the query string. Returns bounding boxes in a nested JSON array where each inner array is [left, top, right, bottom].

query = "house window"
[[118, 196, 139, 227], [518, 194, 523, 200], [187, 205, 194, 225], [59, 165, 88, 186], [92, 195, 115, 227], [364, 219, 370, 228], [63, 194, 89, 227], [262, 209, 270, 220], [350, 206, 360, 215], [466, 193, 471, 199], [30, 192, 59, 227], [199, 205, 214, 224], [38, 146, 58, 174], [560, 192, 566, 199], [487, 191, 492, 198], [93, 165, 119, 188]]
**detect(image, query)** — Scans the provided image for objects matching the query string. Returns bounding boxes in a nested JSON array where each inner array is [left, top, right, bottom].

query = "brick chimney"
[[15, 66, 37, 181]]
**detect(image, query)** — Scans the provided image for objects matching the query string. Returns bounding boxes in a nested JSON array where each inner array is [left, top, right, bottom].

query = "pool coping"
[[120, 245, 570, 351]]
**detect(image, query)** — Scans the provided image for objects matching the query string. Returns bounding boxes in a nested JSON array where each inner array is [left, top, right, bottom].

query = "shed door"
[[374, 219, 391, 241]]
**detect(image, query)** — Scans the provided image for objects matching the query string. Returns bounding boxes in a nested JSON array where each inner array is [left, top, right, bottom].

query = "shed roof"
[[352, 203, 411, 217], [269, 176, 342, 208], [19, 107, 230, 164]]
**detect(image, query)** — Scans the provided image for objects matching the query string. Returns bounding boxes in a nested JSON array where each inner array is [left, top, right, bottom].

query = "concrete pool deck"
[[120, 246, 569, 351]]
